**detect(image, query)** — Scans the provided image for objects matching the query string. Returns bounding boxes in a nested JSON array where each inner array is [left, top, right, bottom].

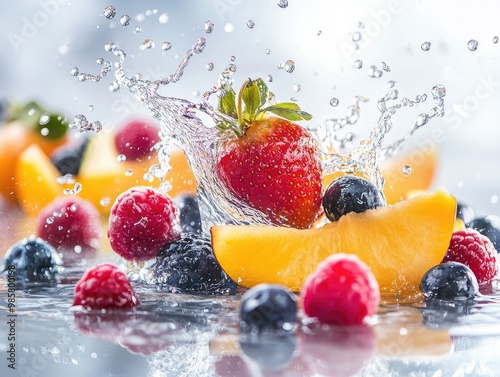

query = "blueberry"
[[2, 237, 62, 284], [322, 176, 386, 222], [175, 194, 202, 234], [420, 262, 478, 300], [468, 215, 500, 252], [152, 234, 235, 292], [51, 136, 90, 176], [456, 201, 475, 224], [240, 284, 297, 334]]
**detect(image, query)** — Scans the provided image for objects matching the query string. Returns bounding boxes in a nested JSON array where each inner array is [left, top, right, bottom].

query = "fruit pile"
[[2, 79, 500, 337]]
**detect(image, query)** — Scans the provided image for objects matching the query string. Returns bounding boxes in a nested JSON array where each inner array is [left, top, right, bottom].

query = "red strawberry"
[[215, 78, 322, 229]]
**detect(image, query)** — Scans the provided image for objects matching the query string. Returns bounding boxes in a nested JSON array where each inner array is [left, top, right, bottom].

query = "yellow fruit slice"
[[14, 144, 63, 216], [211, 189, 456, 293], [324, 144, 438, 205], [78, 132, 196, 215]]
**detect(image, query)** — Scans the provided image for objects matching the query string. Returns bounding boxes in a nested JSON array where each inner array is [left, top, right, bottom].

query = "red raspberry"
[[301, 254, 380, 326], [108, 186, 180, 261], [442, 228, 499, 284], [73, 263, 139, 309], [36, 196, 101, 251], [114, 118, 161, 161]]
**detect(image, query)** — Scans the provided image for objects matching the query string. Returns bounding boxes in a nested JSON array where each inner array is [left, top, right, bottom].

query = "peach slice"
[[78, 132, 196, 215], [14, 144, 65, 216], [211, 189, 456, 293], [324, 144, 438, 205]]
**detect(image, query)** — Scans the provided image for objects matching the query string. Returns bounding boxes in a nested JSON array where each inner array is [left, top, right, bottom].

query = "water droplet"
[[491, 194, 498, 204], [46, 217, 54, 225], [367, 65, 383, 78], [352, 32, 361, 42], [117, 154, 126, 162], [91, 353, 97, 359], [277, 0, 288, 8], [357, 21, 365, 28], [353, 60, 363, 69], [284, 60, 295, 73], [267, 75, 273, 82], [206, 62, 214, 71], [161, 42, 172, 51], [134, 26, 142, 33], [120, 15, 131, 26], [125, 169, 134, 177], [100, 197, 111, 207], [70, 67, 79, 76], [382, 62, 391, 72], [228, 63, 237, 72], [247, 20, 255, 29], [421, 42, 431, 51], [265, 49, 271, 55], [88, 105, 94, 111], [139, 39, 155, 50], [330, 98, 339, 107], [402, 165, 412, 175], [104, 42, 115, 52], [103, 5, 116, 19], [39, 113, 50, 126], [431, 85, 446, 98], [467, 39, 478, 51], [159, 13, 169, 24], [230, 56, 236, 62], [92, 121, 102, 133], [78, 73, 87, 82], [293, 84, 301, 92], [224, 23, 234, 33], [135, 13, 146, 22], [317, 30, 322, 36], [494, 36, 499, 44], [205, 20, 214, 34]]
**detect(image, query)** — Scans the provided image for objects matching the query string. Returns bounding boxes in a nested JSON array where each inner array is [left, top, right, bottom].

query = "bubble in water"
[[402, 165, 412, 175], [140, 39, 155, 50], [159, 13, 169, 24], [467, 39, 478, 51], [70, 67, 79, 76], [161, 42, 172, 51], [284, 60, 295, 73], [354, 60, 363, 69], [277, 0, 288, 8], [205, 21, 214, 34], [352, 32, 362, 42], [367, 65, 383, 78], [330, 98, 339, 107], [103, 5, 116, 19], [494, 36, 499, 44], [247, 20, 255, 29], [206, 62, 214, 71], [120, 15, 131, 26], [421, 42, 431, 51]]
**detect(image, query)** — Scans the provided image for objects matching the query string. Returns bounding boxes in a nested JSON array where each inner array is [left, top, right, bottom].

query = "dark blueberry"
[[420, 299, 474, 329], [240, 284, 297, 334], [420, 262, 478, 300], [2, 237, 62, 284], [152, 233, 235, 292], [50, 136, 90, 176], [456, 201, 476, 224], [322, 176, 386, 222], [468, 215, 500, 252], [175, 194, 202, 234], [239, 334, 297, 371]]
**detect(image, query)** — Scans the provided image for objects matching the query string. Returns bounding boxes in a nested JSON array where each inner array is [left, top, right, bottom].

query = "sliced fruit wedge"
[[14, 144, 63, 216], [211, 189, 456, 293]]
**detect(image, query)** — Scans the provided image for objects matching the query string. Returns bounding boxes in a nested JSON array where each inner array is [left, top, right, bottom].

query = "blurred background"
[[1, 0, 500, 214]]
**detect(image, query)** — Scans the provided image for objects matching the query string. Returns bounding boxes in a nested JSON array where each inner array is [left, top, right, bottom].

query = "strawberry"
[[215, 78, 323, 229]]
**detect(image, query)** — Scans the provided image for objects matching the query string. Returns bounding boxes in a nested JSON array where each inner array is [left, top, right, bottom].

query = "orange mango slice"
[[211, 189, 456, 293]]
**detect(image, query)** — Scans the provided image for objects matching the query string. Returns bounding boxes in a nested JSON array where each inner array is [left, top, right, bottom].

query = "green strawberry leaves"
[[217, 77, 312, 136]]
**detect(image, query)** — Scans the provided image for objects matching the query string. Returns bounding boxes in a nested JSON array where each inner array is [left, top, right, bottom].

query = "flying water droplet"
[[352, 32, 361, 42], [293, 84, 301, 92], [70, 67, 79, 76], [467, 39, 478, 51], [117, 154, 127, 162], [139, 39, 155, 50], [284, 60, 295, 73], [88, 105, 94, 111], [367, 65, 383, 78], [330, 98, 339, 107], [120, 15, 131, 26], [382, 62, 391, 72], [247, 20, 255, 29], [159, 13, 169, 24], [402, 165, 412, 175], [161, 42, 172, 51], [206, 62, 214, 71], [205, 21, 214, 34], [421, 42, 431, 51], [277, 0, 288, 8], [265, 49, 271, 55], [354, 60, 363, 69], [103, 5, 116, 19], [494, 36, 499, 44], [134, 26, 142, 33], [267, 74, 273, 82]]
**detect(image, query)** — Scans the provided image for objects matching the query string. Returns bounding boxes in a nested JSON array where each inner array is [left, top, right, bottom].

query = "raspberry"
[[36, 196, 101, 252], [301, 254, 380, 325], [442, 228, 499, 284], [108, 187, 180, 261], [73, 263, 139, 309], [114, 118, 161, 161]]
